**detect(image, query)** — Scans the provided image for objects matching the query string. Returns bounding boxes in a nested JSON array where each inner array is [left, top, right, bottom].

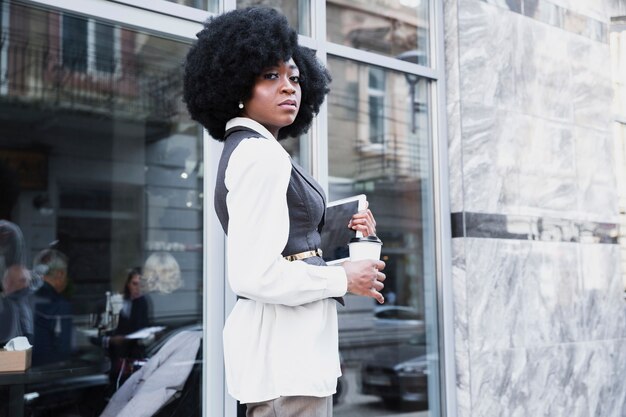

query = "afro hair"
[[183, 7, 331, 141]]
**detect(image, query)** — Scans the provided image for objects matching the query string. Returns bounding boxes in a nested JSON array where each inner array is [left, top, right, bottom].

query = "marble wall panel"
[[522, 241, 584, 346], [447, 101, 464, 212], [517, 119, 575, 176], [460, 238, 625, 417], [569, 39, 613, 131], [466, 239, 527, 351], [584, 340, 626, 417], [461, 107, 599, 218], [523, 0, 564, 26], [516, 18, 574, 122], [445, 0, 464, 212], [517, 174, 578, 215], [469, 348, 529, 417], [462, 104, 521, 214], [452, 239, 471, 417], [526, 344, 591, 417], [516, 117, 579, 215], [444, 0, 461, 105], [575, 127, 619, 221], [461, 111, 583, 217], [458, 0, 523, 110], [580, 244, 626, 340]]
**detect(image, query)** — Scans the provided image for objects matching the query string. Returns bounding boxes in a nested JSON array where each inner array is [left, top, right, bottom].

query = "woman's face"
[[242, 58, 301, 138], [128, 274, 142, 299]]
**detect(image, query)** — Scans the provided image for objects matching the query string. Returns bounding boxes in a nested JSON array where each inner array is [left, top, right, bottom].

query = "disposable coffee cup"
[[349, 235, 383, 261]]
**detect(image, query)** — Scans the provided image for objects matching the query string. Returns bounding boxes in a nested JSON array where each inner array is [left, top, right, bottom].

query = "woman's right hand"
[[341, 260, 386, 304]]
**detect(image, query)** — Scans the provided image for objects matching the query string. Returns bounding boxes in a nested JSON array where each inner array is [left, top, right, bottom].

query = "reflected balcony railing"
[[0, 36, 182, 120], [356, 132, 428, 181]]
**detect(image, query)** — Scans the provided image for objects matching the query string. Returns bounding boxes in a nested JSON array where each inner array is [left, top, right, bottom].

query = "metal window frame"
[[1, 0, 11, 96], [315, 2, 457, 417], [26, 0, 207, 40]]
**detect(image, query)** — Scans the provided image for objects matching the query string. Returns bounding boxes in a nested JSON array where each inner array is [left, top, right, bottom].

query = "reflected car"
[[373, 305, 422, 328], [360, 336, 429, 408], [373, 305, 424, 344]]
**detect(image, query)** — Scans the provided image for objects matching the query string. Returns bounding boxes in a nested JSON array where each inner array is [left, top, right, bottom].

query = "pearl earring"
[[238, 101, 244, 109]]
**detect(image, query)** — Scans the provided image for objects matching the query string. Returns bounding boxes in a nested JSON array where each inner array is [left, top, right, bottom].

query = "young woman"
[[184, 7, 386, 417], [115, 267, 149, 336]]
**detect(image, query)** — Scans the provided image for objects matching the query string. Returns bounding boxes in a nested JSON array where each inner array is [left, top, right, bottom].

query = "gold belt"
[[284, 248, 323, 262]]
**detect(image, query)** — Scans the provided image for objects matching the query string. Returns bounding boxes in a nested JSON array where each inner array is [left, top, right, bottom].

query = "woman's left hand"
[[348, 201, 377, 237]]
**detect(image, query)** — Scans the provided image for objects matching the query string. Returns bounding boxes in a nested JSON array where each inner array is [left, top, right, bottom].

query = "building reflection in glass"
[[0, 2, 203, 416], [328, 56, 439, 415], [327, 0, 429, 65]]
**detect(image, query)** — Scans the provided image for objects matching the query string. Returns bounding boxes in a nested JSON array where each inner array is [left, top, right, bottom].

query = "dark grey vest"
[[215, 127, 343, 304]]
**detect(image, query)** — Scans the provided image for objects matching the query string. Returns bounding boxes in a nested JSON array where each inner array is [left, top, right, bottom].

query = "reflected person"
[[114, 267, 150, 336], [32, 249, 73, 366], [0, 265, 34, 345], [105, 267, 151, 389], [0, 219, 32, 346]]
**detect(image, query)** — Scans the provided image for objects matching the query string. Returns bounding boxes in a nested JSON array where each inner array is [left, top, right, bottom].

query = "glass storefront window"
[[0, 2, 203, 416], [327, 56, 440, 415], [327, 0, 430, 65], [237, 0, 311, 36]]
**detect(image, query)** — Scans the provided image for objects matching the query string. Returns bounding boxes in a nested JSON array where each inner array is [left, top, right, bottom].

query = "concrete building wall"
[[444, 0, 626, 415]]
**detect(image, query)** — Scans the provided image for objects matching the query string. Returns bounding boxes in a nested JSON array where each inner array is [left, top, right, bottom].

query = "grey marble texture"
[[456, 235, 626, 417], [461, 104, 520, 214], [444, 0, 464, 213], [466, 239, 527, 351], [461, 105, 582, 216], [466, 239, 586, 350], [526, 344, 591, 417], [580, 244, 626, 340], [459, 0, 523, 111], [456, 0, 616, 220], [447, 101, 464, 213], [516, 20, 573, 122], [451, 239, 471, 417], [575, 127, 619, 221], [447, 1, 625, 416], [523, 241, 584, 346], [569, 39, 613, 131], [516, 118, 578, 214], [470, 348, 529, 417], [468, 340, 626, 417], [587, 340, 626, 417], [444, 0, 461, 105]]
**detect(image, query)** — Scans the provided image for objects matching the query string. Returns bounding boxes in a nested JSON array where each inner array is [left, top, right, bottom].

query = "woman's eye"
[[290, 76, 300, 83], [263, 73, 279, 79]]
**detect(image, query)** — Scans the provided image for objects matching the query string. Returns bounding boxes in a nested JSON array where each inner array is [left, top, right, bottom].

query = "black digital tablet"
[[320, 194, 366, 265]]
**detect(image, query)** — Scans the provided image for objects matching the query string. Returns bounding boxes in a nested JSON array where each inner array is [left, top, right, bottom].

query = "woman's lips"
[[279, 99, 297, 108]]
